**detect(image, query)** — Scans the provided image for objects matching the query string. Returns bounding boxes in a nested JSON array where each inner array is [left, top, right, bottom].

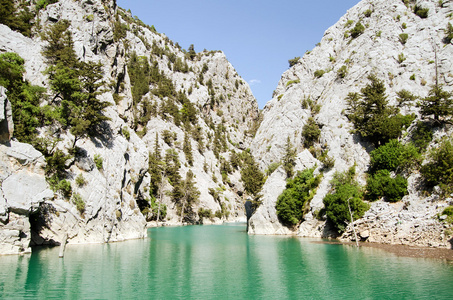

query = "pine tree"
[[282, 136, 296, 178], [183, 131, 193, 166], [418, 85, 453, 124]]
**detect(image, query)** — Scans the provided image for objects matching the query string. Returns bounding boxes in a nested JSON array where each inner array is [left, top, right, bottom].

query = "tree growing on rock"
[[282, 136, 296, 178], [276, 168, 321, 227], [345, 75, 414, 147], [418, 85, 453, 125], [322, 167, 369, 233]]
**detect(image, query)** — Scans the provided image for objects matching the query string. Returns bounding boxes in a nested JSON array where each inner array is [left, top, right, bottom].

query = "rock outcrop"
[[249, 0, 453, 248]]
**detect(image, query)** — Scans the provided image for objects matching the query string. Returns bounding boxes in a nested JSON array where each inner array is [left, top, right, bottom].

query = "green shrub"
[[286, 79, 300, 87], [410, 74, 415, 81], [366, 170, 408, 202], [276, 168, 322, 227], [410, 121, 433, 151], [350, 22, 365, 39], [399, 33, 409, 45], [364, 9, 373, 17], [444, 23, 453, 44], [323, 169, 369, 233], [397, 53, 406, 64], [345, 75, 415, 147], [420, 139, 453, 195], [337, 65, 348, 78], [288, 57, 300, 67], [72, 193, 85, 214], [94, 154, 103, 170], [369, 140, 420, 174], [302, 117, 321, 148], [442, 206, 453, 217], [344, 20, 354, 28], [75, 173, 87, 187], [266, 162, 281, 176], [414, 5, 429, 18], [198, 208, 213, 219], [396, 89, 416, 107], [314, 70, 325, 78], [122, 127, 130, 140]]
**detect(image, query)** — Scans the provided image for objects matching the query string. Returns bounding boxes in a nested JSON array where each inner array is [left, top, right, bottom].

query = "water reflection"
[[0, 225, 452, 299]]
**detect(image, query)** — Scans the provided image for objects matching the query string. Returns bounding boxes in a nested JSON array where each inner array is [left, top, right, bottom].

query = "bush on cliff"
[[323, 167, 369, 233], [276, 168, 321, 227]]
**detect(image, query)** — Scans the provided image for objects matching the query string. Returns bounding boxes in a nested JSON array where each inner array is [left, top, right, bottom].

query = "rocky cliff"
[[249, 0, 453, 248], [0, 0, 259, 254]]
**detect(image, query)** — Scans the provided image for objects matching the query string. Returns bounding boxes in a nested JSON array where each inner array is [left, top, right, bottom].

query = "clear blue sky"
[[116, 0, 361, 108]]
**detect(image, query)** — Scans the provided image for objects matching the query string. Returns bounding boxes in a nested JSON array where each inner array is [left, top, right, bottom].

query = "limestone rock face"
[[249, 0, 453, 247]]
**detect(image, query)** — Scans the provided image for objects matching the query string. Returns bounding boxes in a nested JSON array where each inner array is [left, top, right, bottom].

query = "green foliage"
[[113, 13, 128, 41], [345, 75, 414, 146], [397, 52, 406, 64], [337, 65, 348, 78], [323, 168, 369, 233], [396, 89, 416, 107], [75, 173, 86, 187], [71, 193, 85, 214], [420, 139, 453, 195], [0, 52, 46, 143], [414, 5, 429, 18], [288, 57, 300, 68], [266, 162, 281, 176], [369, 139, 420, 174], [442, 206, 453, 217], [198, 207, 213, 219], [183, 131, 193, 166], [399, 33, 409, 45], [122, 127, 130, 140], [364, 9, 373, 17], [50, 178, 72, 199], [142, 196, 167, 221], [94, 154, 103, 170], [366, 170, 408, 202], [165, 149, 182, 188], [240, 150, 265, 197], [444, 23, 453, 44], [187, 44, 196, 60], [350, 22, 365, 39], [148, 134, 164, 197], [0, 0, 37, 37], [410, 121, 433, 152], [302, 117, 321, 148], [282, 137, 296, 178], [276, 168, 321, 227], [286, 79, 300, 87], [417, 85, 453, 124], [42, 21, 110, 146], [314, 69, 325, 78], [162, 130, 174, 145]]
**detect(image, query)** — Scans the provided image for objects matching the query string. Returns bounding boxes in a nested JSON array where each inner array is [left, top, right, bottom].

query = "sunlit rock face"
[[249, 0, 453, 247]]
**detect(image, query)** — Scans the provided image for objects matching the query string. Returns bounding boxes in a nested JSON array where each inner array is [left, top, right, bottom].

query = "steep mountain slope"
[[0, 0, 259, 254], [249, 0, 453, 248]]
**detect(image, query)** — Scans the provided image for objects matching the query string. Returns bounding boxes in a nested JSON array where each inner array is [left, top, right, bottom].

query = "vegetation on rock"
[[276, 168, 321, 227]]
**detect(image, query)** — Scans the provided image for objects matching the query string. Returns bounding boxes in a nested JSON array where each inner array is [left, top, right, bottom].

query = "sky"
[[116, 0, 361, 108]]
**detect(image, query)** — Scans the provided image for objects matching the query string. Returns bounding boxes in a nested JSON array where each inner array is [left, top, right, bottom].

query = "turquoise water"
[[1, 223, 453, 299]]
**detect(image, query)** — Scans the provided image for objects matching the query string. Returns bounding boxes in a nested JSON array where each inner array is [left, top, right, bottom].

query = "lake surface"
[[1, 223, 453, 299]]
